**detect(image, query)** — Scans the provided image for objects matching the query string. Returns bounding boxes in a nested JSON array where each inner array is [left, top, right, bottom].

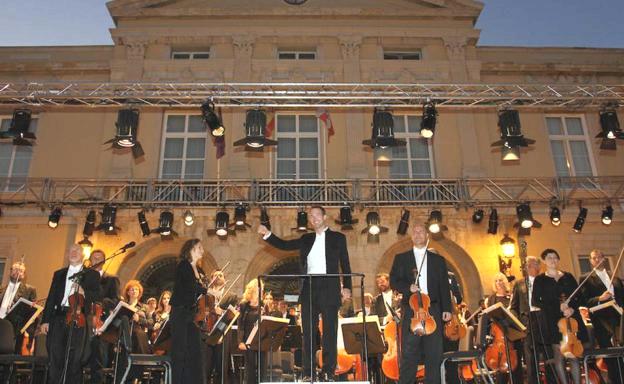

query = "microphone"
[[120, 241, 136, 252]]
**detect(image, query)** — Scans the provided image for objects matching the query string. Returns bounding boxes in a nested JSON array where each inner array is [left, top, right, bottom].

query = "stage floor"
[[261, 382, 370, 384]]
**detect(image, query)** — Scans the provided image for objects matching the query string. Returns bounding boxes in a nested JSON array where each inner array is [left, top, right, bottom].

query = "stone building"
[[0, 0, 623, 308]]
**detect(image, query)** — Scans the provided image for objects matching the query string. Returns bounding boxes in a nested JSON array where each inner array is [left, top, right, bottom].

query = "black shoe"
[[301, 376, 312, 382], [322, 372, 335, 382]]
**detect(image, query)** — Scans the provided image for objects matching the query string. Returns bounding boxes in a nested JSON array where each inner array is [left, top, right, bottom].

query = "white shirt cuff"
[[262, 232, 272, 240]]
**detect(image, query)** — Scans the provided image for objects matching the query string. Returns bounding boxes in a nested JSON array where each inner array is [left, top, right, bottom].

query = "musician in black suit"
[[580, 249, 624, 383], [87, 249, 120, 384], [0, 261, 37, 353], [40, 244, 101, 384], [443, 271, 462, 384], [258, 205, 352, 382], [390, 223, 452, 384]]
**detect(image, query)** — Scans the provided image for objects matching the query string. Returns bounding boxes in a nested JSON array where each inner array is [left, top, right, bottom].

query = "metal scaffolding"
[[1, 82, 623, 109], [1, 176, 622, 208]]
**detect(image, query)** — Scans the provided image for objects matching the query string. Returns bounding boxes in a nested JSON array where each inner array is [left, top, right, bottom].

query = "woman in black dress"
[[237, 278, 264, 384], [531, 248, 587, 384], [170, 238, 208, 384]]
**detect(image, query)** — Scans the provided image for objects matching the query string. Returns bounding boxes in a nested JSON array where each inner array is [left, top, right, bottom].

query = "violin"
[[409, 268, 436, 336], [485, 322, 518, 373], [444, 294, 467, 341], [558, 294, 584, 359], [66, 286, 86, 328]]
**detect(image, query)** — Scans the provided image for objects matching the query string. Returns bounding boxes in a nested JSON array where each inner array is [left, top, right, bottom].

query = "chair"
[[120, 354, 172, 384], [0, 331, 48, 384], [582, 322, 624, 383], [440, 313, 495, 384]]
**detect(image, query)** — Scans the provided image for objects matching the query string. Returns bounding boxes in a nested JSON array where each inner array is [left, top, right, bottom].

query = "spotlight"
[[397, 209, 410, 235], [362, 109, 406, 149], [500, 234, 516, 258], [335, 205, 358, 230], [601, 205, 613, 225], [201, 100, 224, 137], [550, 206, 561, 226], [596, 108, 623, 150], [491, 109, 535, 161], [472, 209, 484, 224], [0, 109, 36, 146], [427, 210, 446, 234], [516, 203, 534, 229], [573, 207, 588, 233], [137, 210, 151, 237], [156, 211, 175, 237], [361, 211, 388, 236], [48, 207, 62, 229], [104, 108, 144, 158], [292, 210, 310, 232], [98, 204, 118, 234], [83, 210, 96, 236], [234, 203, 251, 229], [260, 207, 271, 230], [487, 208, 499, 234], [420, 101, 437, 139], [234, 109, 278, 150], [215, 211, 230, 237], [183, 210, 194, 226], [78, 236, 94, 258]]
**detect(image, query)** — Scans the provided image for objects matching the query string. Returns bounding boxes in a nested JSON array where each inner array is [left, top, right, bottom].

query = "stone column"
[[122, 37, 148, 80]]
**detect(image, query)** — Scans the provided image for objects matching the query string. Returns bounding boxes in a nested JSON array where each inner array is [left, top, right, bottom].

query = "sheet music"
[[589, 299, 623, 316], [96, 301, 137, 334], [7, 297, 43, 334]]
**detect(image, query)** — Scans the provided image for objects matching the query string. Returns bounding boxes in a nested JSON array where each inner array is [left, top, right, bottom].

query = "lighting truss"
[[0, 82, 622, 109]]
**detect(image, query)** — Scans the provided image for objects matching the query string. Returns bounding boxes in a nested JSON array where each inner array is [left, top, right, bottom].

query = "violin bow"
[[205, 260, 231, 289], [608, 244, 624, 286], [215, 273, 242, 307], [564, 257, 606, 305]]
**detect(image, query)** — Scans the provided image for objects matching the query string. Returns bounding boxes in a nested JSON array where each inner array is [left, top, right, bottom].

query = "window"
[[578, 254, 613, 275], [389, 115, 433, 179], [0, 116, 38, 191], [546, 116, 595, 177], [278, 50, 316, 60], [171, 51, 210, 60], [275, 115, 320, 179], [383, 50, 422, 60], [159, 114, 207, 180]]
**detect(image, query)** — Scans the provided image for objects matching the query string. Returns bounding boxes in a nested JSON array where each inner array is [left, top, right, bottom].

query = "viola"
[[558, 316, 583, 359], [485, 322, 518, 373], [91, 303, 104, 331], [409, 269, 436, 336], [444, 294, 467, 341], [66, 290, 86, 328]]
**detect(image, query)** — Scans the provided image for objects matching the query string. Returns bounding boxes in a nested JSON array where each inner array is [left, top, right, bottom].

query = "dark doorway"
[[137, 256, 177, 301], [264, 256, 301, 300]]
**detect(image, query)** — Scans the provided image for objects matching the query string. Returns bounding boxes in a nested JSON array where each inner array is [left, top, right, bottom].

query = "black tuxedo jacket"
[[265, 228, 352, 307], [0, 281, 37, 307], [373, 294, 388, 318], [510, 278, 531, 325], [41, 266, 101, 324], [389, 249, 452, 321], [580, 272, 624, 330], [99, 273, 121, 312]]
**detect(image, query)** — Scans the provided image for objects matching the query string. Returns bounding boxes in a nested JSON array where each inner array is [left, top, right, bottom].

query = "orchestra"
[[0, 220, 620, 384]]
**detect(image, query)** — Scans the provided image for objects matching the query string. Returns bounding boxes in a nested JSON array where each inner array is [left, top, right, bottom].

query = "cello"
[[444, 293, 467, 341]]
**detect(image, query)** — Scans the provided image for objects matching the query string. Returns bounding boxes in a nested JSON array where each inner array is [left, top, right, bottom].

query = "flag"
[[265, 111, 275, 138], [316, 109, 334, 142]]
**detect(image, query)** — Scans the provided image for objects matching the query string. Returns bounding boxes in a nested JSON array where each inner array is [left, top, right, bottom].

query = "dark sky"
[[0, 0, 622, 48]]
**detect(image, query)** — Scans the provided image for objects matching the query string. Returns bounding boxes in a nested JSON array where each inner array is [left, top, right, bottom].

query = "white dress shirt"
[[61, 264, 83, 307], [413, 247, 428, 294], [307, 228, 328, 274], [595, 268, 614, 295], [0, 281, 21, 319]]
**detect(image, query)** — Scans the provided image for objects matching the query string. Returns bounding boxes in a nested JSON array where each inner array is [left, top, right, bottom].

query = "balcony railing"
[[1, 176, 622, 208]]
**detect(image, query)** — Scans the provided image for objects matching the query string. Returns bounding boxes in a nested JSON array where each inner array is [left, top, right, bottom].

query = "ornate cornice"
[[339, 35, 362, 60]]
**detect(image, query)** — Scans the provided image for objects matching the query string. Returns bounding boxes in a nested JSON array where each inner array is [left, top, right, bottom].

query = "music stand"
[[246, 316, 289, 382], [482, 302, 527, 342], [280, 325, 302, 351], [152, 319, 171, 353], [590, 299, 624, 345], [206, 305, 239, 346], [342, 315, 384, 382], [97, 301, 137, 344], [7, 298, 43, 334]]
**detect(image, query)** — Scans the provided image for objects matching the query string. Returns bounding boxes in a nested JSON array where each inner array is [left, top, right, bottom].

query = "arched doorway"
[[264, 256, 300, 299], [137, 256, 177, 301]]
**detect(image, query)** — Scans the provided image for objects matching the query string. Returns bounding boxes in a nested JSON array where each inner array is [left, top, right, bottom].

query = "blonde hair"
[[492, 272, 510, 293], [242, 278, 263, 303]]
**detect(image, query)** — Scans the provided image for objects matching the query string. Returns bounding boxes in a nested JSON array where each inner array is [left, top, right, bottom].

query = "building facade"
[[0, 0, 623, 306]]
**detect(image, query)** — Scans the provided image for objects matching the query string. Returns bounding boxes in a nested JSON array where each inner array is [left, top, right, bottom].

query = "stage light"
[[83, 210, 96, 236], [234, 203, 250, 228], [183, 210, 194, 226], [295, 210, 309, 232], [362, 109, 406, 149], [500, 234, 516, 258], [201, 100, 224, 137], [215, 211, 230, 237], [491, 109, 535, 161], [105, 109, 144, 158], [420, 102, 437, 139], [472, 209, 484, 224], [601, 205, 613, 225], [596, 108, 623, 150], [397, 209, 410, 235], [137, 210, 151, 237], [427, 210, 444, 234], [98, 205, 118, 234], [234, 109, 278, 150], [0, 109, 36, 146], [573, 207, 587, 233], [48, 207, 62, 229], [487, 209, 499, 234], [335, 204, 358, 230], [362, 211, 388, 236], [550, 206, 561, 226], [158, 211, 174, 236], [78, 236, 94, 258], [516, 203, 534, 229]]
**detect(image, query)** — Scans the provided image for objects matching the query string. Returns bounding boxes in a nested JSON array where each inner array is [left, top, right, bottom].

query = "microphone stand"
[[518, 239, 540, 384], [68, 244, 135, 281]]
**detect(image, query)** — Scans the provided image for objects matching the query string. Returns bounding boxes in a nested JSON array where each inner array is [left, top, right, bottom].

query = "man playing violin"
[[0, 261, 37, 354], [390, 223, 452, 384], [40, 244, 101, 384]]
